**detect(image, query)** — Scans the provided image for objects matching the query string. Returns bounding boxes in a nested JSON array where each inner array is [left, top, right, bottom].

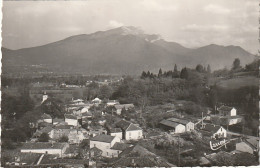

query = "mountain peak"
[[116, 26, 145, 35]]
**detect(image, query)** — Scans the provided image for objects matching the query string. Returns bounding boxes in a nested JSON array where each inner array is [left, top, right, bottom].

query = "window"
[[107, 152, 109, 156], [94, 144, 96, 147]]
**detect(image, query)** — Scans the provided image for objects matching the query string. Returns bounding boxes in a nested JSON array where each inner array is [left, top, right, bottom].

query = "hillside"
[[2, 26, 256, 75]]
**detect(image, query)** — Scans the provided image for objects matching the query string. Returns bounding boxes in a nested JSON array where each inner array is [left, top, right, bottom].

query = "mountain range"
[[2, 26, 256, 75]]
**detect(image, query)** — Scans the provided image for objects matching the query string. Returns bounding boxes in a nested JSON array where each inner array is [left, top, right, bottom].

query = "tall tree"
[[195, 64, 204, 72], [174, 64, 178, 72], [158, 68, 162, 77], [207, 64, 211, 73], [232, 58, 241, 70], [180, 67, 189, 79]]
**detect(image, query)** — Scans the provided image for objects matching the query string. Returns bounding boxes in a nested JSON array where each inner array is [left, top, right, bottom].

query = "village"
[[1, 78, 259, 167]]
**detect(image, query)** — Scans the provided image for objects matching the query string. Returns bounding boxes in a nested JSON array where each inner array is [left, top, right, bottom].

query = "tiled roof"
[[119, 144, 156, 157], [39, 126, 53, 134], [54, 125, 73, 129], [41, 113, 52, 119], [244, 138, 259, 149], [126, 124, 142, 131], [218, 106, 233, 112], [110, 128, 122, 133], [116, 120, 131, 130], [202, 124, 223, 133], [111, 142, 132, 151], [160, 120, 181, 128], [53, 118, 64, 123], [21, 142, 68, 150], [167, 118, 191, 125], [3, 151, 42, 165], [64, 114, 77, 120], [90, 134, 116, 143]]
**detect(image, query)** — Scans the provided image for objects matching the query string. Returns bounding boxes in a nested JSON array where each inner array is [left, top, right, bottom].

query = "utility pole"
[[178, 135, 180, 166]]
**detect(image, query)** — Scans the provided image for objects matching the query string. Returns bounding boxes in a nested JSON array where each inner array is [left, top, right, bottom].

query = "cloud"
[[182, 24, 229, 32], [204, 4, 231, 14], [109, 20, 124, 28]]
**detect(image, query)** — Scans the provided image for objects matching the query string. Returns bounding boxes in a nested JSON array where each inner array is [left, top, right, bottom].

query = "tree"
[[232, 58, 241, 70], [207, 64, 211, 73], [158, 68, 163, 77], [59, 135, 68, 142], [38, 132, 49, 142], [180, 68, 189, 79], [174, 64, 178, 72], [141, 71, 147, 79], [195, 64, 204, 72]]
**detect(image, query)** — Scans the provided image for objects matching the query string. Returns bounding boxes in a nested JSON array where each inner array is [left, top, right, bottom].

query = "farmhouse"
[[116, 120, 143, 140], [90, 134, 121, 157], [201, 124, 227, 139], [20, 142, 69, 157], [218, 106, 237, 116], [159, 120, 186, 134], [167, 118, 195, 131]]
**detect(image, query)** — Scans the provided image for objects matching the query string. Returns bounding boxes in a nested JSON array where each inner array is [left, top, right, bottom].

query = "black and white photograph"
[[1, 0, 259, 167]]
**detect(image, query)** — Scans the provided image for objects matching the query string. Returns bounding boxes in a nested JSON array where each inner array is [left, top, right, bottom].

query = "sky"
[[2, 0, 259, 54]]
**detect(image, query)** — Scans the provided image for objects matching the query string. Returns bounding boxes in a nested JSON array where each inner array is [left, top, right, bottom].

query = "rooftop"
[[21, 142, 68, 150], [159, 119, 181, 128], [111, 142, 132, 151], [116, 120, 132, 130], [202, 124, 223, 133], [218, 105, 234, 112], [167, 118, 191, 125], [41, 113, 52, 119], [64, 114, 77, 120], [90, 134, 116, 143]]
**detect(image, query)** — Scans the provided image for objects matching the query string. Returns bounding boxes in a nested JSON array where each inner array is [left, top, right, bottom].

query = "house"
[[90, 134, 121, 157], [201, 124, 227, 139], [114, 104, 135, 115], [64, 114, 78, 126], [71, 99, 84, 105], [109, 128, 123, 139], [41, 113, 52, 124], [52, 118, 64, 125], [20, 142, 69, 157], [116, 120, 143, 140], [218, 106, 237, 116], [106, 100, 120, 106], [42, 94, 48, 104], [2, 151, 43, 167], [33, 126, 53, 138], [68, 129, 87, 144], [81, 111, 93, 119], [159, 119, 186, 134], [167, 118, 195, 131], [92, 98, 102, 105], [236, 138, 259, 154]]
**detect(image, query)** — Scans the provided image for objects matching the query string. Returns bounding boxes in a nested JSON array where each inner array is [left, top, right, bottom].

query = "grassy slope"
[[216, 76, 258, 89]]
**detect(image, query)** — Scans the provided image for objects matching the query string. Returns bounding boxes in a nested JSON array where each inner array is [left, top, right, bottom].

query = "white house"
[[160, 120, 186, 134], [202, 124, 227, 139], [20, 142, 69, 157], [64, 114, 78, 126], [116, 120, 143, 140], [167, 118, 195, 132], [90, 134, 121, 157], [106, 100, 120, 107], [92, 98, 102, 105], [41, 113, 52, 124], [218, 106, 237, 116], [236, 138, 259, 154], [71, 99, 84, 105]]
